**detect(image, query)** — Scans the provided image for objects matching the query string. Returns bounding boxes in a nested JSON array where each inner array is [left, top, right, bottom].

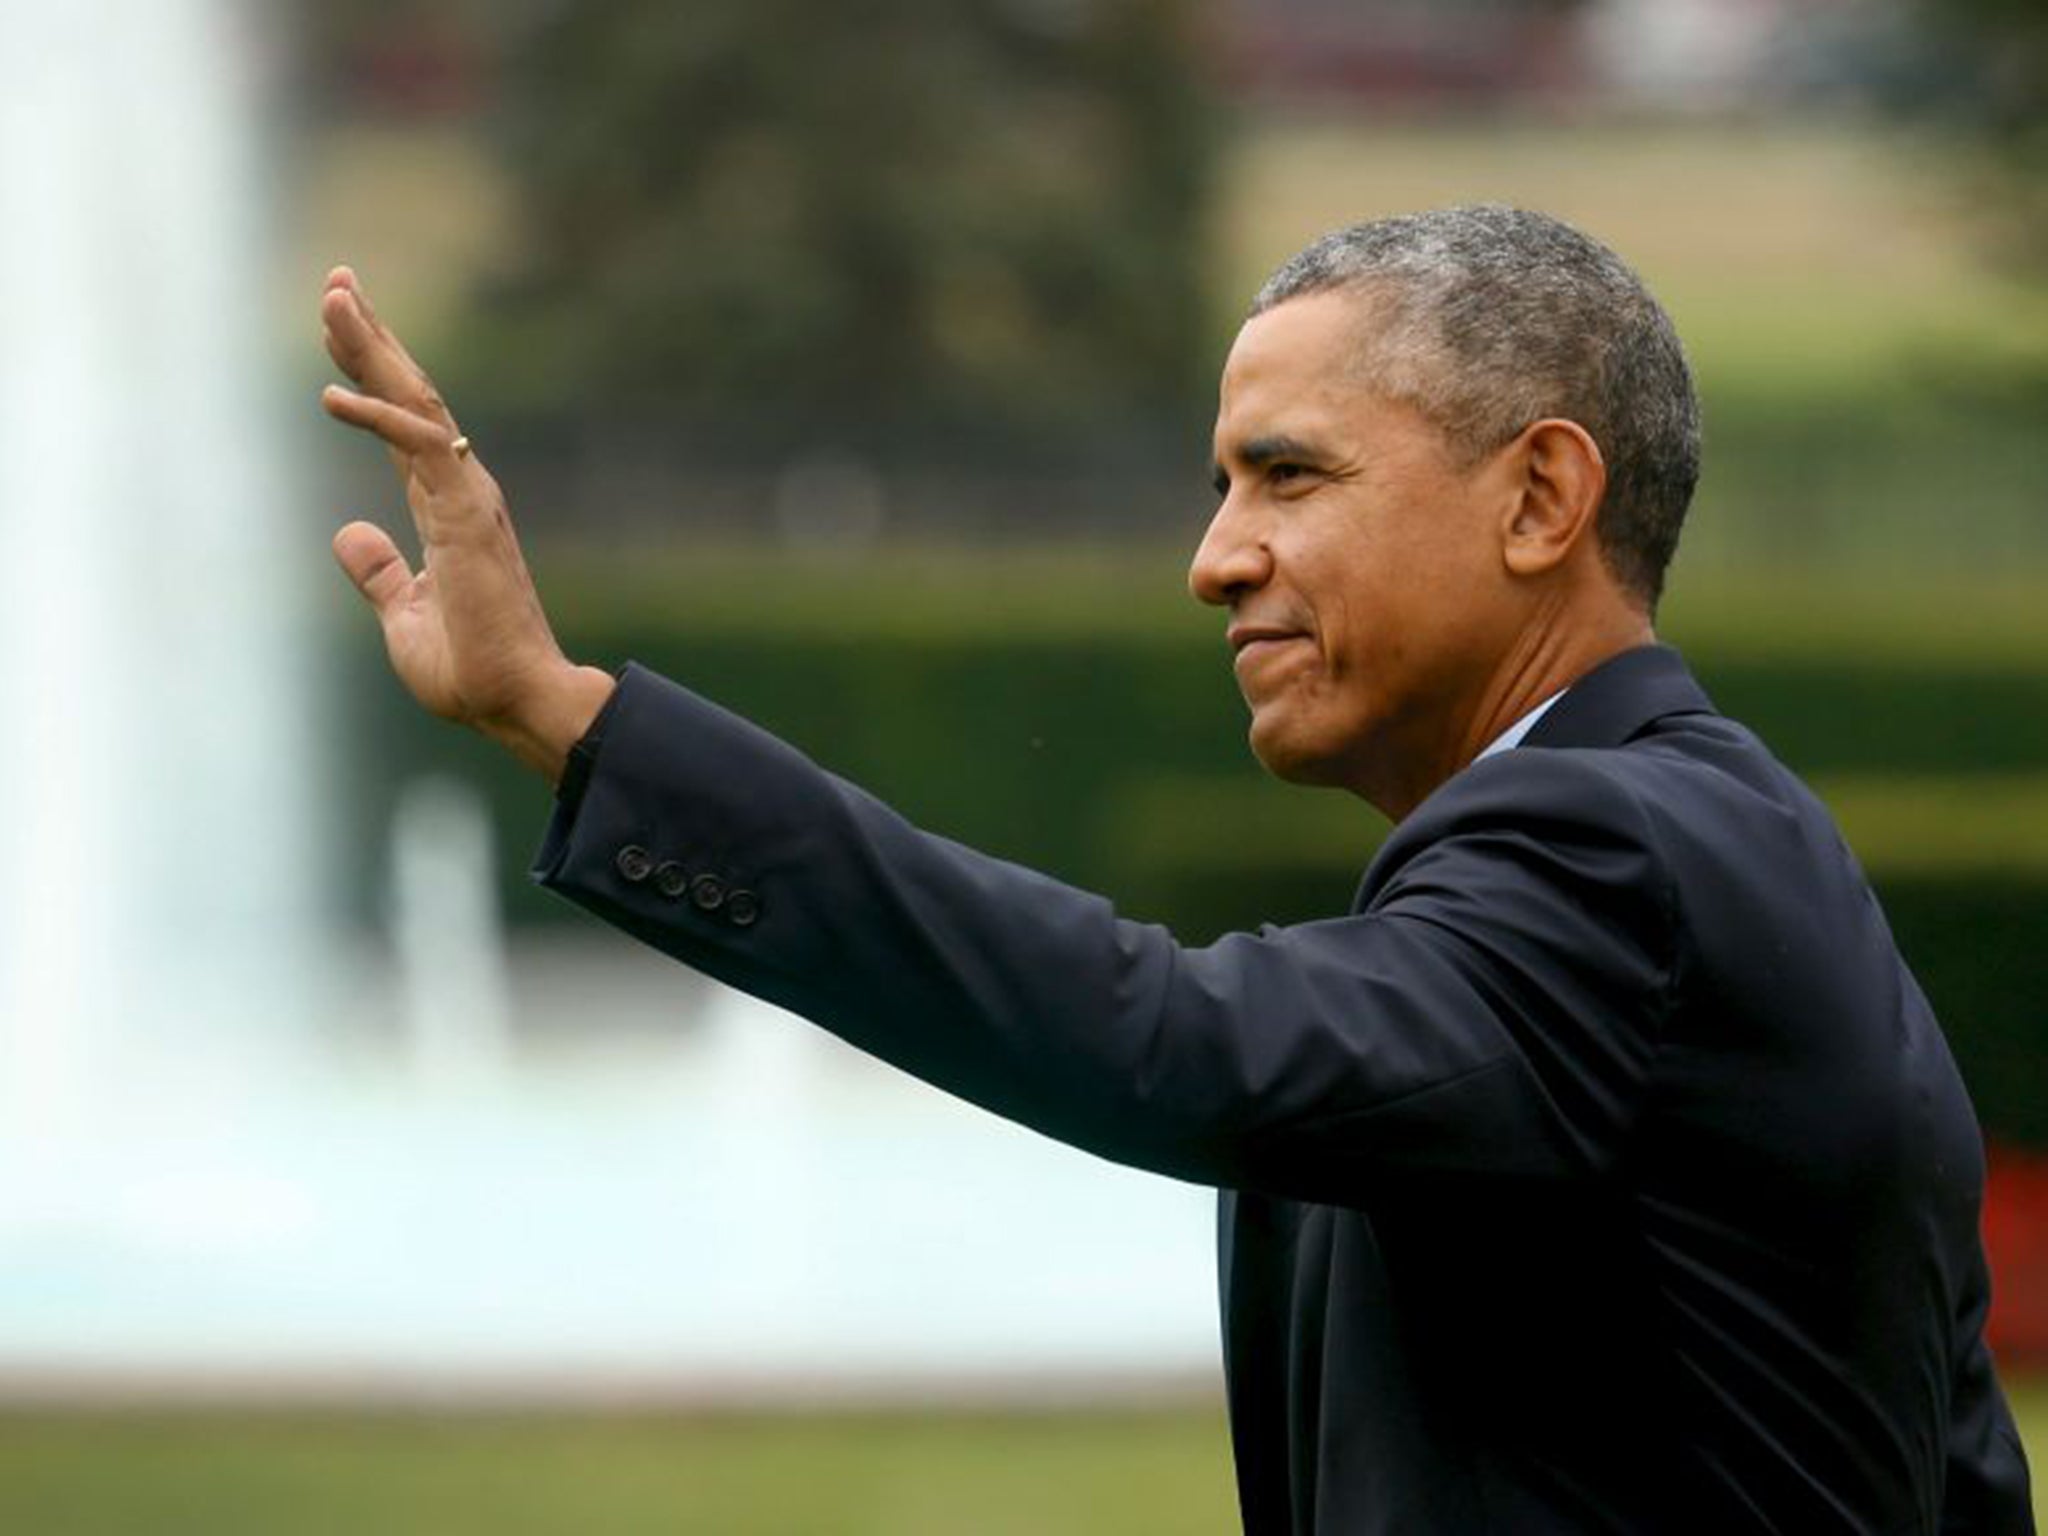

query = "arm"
[[536, 665, 1676, 1200], [323, 272, 1673, 1202]]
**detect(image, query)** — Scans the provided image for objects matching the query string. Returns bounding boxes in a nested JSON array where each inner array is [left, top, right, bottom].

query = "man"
[[322, 206, 2034, 1532]]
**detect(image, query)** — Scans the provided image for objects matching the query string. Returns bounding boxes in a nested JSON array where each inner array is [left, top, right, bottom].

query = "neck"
[[1363, 599, 1656, 822]]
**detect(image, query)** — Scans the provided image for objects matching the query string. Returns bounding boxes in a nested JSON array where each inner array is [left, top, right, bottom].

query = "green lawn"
[[2018, 1379, 2048, 1525], [0, 1387, 2039, 1533], [0, 1406, 1240, 1536]]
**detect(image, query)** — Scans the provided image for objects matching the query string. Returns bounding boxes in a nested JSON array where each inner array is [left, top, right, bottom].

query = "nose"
[[1188, 495, 1272, 608]]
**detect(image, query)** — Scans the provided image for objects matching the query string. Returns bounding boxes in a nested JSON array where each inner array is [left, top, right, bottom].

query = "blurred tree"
[[455, 0, 1219, 445], [1909, 0, 2048, 270], [295, 0, 498, 117]]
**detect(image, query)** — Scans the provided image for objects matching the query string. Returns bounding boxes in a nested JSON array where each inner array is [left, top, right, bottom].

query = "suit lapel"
[[1521, 643, 1717, 752], [1348, 645, 1716, 916]]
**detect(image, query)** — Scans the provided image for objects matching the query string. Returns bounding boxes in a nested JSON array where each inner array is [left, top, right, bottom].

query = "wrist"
[[486, 662, 618, 785]]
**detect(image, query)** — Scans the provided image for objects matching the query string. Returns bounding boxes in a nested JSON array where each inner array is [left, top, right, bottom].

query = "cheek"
[[1309, 561, 1400, 685], [1307, 572, 1446, 734]]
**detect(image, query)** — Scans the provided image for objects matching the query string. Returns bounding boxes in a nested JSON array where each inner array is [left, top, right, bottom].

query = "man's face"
[[1192, 290, 1520, 806]]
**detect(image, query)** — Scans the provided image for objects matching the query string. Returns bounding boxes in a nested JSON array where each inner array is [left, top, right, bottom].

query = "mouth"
[[1228, 624, 1312, 686], [1228, 623, 1309, 656]]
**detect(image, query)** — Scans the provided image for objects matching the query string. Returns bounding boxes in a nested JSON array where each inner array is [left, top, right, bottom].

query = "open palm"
[[321, 267, 613, 777]]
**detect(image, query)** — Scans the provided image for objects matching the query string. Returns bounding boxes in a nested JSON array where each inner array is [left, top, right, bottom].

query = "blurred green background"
[[0, 1386, 2041, 1532], [24, 0, 2048, 1527]]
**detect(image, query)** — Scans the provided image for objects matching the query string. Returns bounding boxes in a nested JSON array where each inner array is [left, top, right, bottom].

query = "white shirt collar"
[[1474, 689, 1567, 763]]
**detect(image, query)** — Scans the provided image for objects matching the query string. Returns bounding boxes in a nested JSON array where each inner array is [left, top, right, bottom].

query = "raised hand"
[[320, 266, 613, 782]]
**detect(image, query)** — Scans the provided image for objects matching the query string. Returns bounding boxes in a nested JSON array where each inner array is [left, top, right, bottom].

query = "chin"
[[1247, 713, 1354, 789]]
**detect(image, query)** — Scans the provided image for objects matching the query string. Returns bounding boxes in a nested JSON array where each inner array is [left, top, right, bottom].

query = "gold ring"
[[450, 435, 472, 459]]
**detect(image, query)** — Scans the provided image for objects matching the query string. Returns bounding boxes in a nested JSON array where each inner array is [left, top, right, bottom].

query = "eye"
[[1269, 462, 1313, 490]]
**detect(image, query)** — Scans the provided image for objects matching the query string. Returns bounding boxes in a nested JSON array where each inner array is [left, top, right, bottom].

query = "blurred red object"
[[1984, 1141, 2048, 1365]]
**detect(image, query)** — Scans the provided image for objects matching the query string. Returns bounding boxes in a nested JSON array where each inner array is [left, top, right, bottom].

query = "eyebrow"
[[1211, 433, 1328, 495]]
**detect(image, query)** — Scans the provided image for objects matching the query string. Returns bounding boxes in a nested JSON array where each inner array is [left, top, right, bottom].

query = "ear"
[[1499, 418, 1606, 579]]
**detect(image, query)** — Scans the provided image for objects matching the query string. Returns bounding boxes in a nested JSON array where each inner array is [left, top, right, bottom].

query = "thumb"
[[332, 520, 414, 618]]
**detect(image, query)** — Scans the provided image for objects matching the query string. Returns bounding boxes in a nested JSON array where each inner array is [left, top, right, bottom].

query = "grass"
[[2017, 1379, 2048, 1525], [0, 1405, 1240, 1536], [0, 1387, 2038, 1533]]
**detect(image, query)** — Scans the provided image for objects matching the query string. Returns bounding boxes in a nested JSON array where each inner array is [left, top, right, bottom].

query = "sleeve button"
[[724, 889, 761, 927], [654, 861, 688, 898], [689, 873, 727, 912], [615, 845, 654, 883]]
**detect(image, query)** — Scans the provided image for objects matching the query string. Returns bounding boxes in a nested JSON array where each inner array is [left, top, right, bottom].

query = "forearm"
[[532, 666, 1597, 1196], [534, 664, 1212, 1176]]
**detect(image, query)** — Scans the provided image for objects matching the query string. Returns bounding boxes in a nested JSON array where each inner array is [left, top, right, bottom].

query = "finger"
[[322, 385, 482, 509], [319, 283, 456, 432], [320, 314, 424, 444], [322, 319, 364, 391], [326, 263, 377, 323], [315, 280, 419, 405], [319, 283, 377, 386], [322, 383, 447, 457], [343, 275, 433, 394], [332, 520, 414, 619], [321, 384, 472, 469], [320, 267, 394, 361], [320, 285, 419, 400]]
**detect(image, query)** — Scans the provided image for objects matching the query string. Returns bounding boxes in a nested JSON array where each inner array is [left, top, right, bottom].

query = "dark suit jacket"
[[535, 643, 2034, 1533]]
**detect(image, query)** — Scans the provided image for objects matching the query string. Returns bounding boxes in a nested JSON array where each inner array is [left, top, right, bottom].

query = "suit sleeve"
[[1940, 1245, 2037, 1533], [533, 664, 1678, 1202]]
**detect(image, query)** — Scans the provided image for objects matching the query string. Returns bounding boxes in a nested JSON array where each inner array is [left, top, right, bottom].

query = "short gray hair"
[[1253, 205, 1701, 610]]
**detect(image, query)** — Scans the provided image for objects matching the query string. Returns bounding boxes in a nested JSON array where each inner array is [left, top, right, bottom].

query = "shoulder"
[[1374, 741, 1671, 886], [1358, 714, 1848, 975], [1388, 708, 1806, 872], [1354, 726, 1781, 969], [1358, 745, 1681, 954]]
